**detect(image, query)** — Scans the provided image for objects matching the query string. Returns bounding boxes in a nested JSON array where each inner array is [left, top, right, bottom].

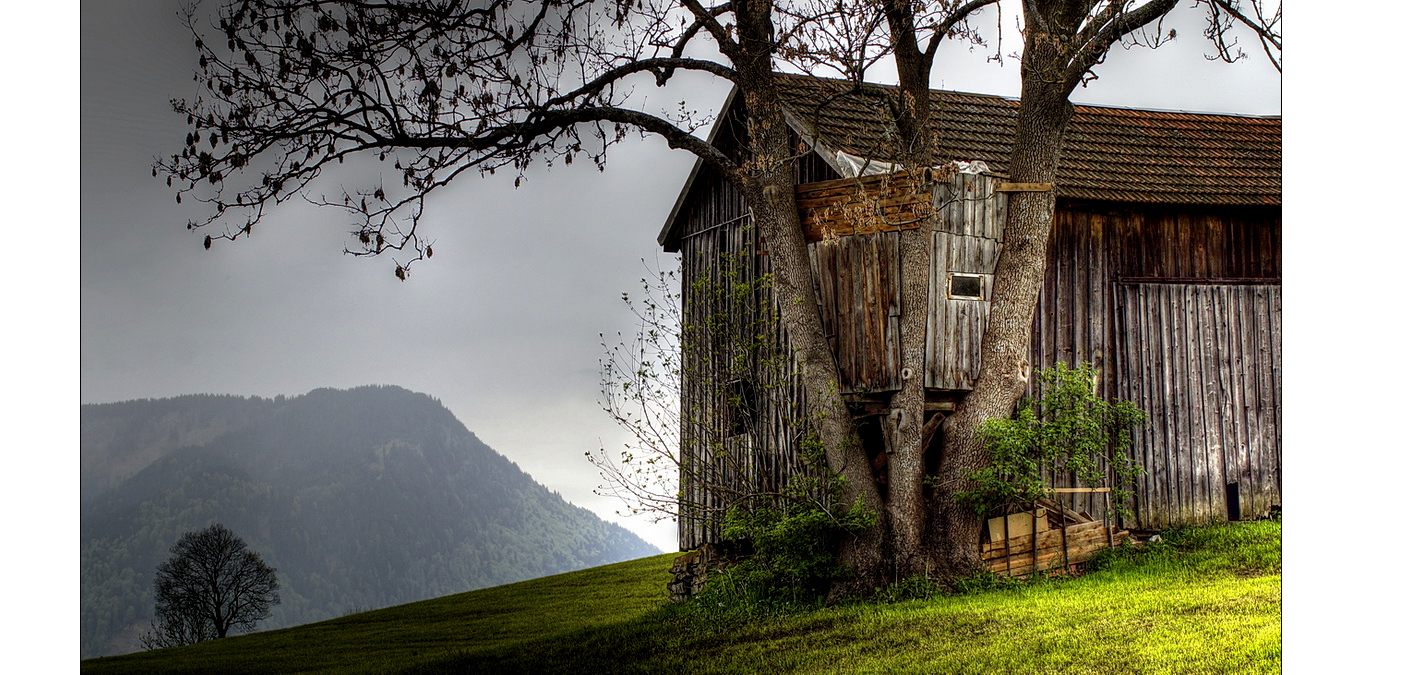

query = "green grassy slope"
[[82, 521, 1281, 675]]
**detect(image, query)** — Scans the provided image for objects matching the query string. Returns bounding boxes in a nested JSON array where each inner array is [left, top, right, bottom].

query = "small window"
[[948, 273, 985, 300]]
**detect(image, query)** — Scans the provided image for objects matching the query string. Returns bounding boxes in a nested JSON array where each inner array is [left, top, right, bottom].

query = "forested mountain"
[[80, 386, 658, 658]]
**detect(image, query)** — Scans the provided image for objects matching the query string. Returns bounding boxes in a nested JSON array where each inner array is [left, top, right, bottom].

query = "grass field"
[[81, 520, 1281, 674]]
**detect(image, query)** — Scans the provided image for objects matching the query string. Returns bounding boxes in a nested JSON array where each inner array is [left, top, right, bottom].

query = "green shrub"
[[957, 362, 1145, 519], [693, 472, 875, 616]]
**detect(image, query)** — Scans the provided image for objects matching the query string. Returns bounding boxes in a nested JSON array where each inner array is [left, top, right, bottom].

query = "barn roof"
[[775, 73, 1281, 207], [659, 73, 1280, 248]]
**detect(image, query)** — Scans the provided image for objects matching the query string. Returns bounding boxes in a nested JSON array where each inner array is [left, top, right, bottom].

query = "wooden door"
[[1114, 282, 1282, 529]]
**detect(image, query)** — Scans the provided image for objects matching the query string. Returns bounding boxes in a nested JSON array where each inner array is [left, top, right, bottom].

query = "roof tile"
[[776, 74, 1280, 206]]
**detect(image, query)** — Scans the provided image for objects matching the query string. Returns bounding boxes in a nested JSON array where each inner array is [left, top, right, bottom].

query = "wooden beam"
[[995, 182, 1054, 193], [1048, 487, 1112, 494], [1117, 276, 1282, 285], [920, 412, 946, 455]]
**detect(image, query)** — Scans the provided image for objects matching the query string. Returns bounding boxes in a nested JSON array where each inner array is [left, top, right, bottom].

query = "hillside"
[[80, 386, 659, 658], [81, 521, 1282, 675]]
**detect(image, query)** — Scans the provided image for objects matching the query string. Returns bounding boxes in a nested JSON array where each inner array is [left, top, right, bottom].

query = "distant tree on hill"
[[141, 524, 280, 650]]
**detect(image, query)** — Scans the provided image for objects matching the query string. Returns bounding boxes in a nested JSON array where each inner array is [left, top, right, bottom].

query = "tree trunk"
[[886, 219, 935, 577], [734, 65, 891, 592], [930, 36, 1077, 577], [883, 83, 939, 580]]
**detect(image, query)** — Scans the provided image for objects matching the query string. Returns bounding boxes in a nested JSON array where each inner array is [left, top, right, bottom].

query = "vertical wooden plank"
[[1077, 216, 1099, 520], [949, 238, 967, 388], [944, 232, 958, 389], [851, 237, 867, 388], [1236, 285, 1259, 517], [1236, 286, 1260, 518], [1268, 285, 1283, 504], [836, 240, 853, 387], [1148, 284, 1167, 529], [1110, 282, 1131, 526], [1144, 210, 1160, 278], [1181, 284, 1201, 524], [871, 234, 889, 389], [1180, 286, 1201, 522], [1251, 284, 1278, 516], [948, 173, 965, 237], [885, 233, 902, 392], [967, 174, 983, 237], [947, 237, 965, 388], [1192, 213, 1210, 278], [1073, 213, 1089, 367], [1089, 212, 1107, 381], [883, 233, 898, 389], [1185, 286, 1211, 523], [1162, 284, 1185, 524], [1257, 284, 1280, 512], [1216, 282, 1239, 519], [855, 236, 871, 389], [1175, 212, 1193, 278], [1195, 286, 1216, 523], [1132, 282, 1155, 527], [1200, 286, 1227, 522], [1123, 284, 1148, 529], [1149, 282, 1172, 524], [1224, 283, 1246, 513], [924, 229, 942, 389], [850, 237, 865, 389], [931, 180, 952, 235]]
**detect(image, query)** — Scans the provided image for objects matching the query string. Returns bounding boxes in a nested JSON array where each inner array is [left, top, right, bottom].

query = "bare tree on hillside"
[[141, 524, 279, 649]]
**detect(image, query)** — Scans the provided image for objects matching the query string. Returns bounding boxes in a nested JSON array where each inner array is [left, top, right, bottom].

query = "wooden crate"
[[986, 509, 1049, 543]]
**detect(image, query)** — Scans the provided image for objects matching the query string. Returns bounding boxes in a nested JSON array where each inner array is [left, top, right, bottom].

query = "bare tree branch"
[[1198, 0, 1281, 71]]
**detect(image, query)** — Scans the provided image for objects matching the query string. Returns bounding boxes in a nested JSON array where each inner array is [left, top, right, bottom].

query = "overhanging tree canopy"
[[157, 0, 1280, 592]]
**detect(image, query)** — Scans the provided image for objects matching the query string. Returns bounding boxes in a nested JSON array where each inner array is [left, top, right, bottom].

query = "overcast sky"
[[69, 0, 1289, 556]]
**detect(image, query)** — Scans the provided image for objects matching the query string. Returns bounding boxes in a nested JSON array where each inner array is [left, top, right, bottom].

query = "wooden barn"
[[658, 74, 1281, 550]]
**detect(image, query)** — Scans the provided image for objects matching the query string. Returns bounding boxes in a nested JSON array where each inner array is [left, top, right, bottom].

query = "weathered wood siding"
[[677, 213, 816, 549], [675, 159, 1282, 545], [809, 232, 903, 393], [1114, 283, 1282, 529], [1028, 203, 1282, 524], [676, 170, 1009, 547], [796, 172, 1008, 393], [672, 135, 838, 549]]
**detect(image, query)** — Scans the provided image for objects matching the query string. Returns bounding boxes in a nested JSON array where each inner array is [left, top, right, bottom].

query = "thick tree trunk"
[[931, 36, 1077, 577], [734, 61, 890, 592], [881, 26, 945, 579], [884, 98, 939, 579], [886, 221, 935, 576]]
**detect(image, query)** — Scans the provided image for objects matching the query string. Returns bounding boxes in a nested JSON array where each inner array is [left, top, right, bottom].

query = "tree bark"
[[730, 34, 890, 591], [746, 174, 891, 591], [883, 86, 938, 580], [930, 8, 1077, 577]]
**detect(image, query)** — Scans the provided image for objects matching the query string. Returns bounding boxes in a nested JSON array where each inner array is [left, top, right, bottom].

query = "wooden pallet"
[[982, 520, 1130, 577]]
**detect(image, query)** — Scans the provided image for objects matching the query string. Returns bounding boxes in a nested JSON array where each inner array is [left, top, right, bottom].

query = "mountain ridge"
[[80, 385, 658, 658]]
